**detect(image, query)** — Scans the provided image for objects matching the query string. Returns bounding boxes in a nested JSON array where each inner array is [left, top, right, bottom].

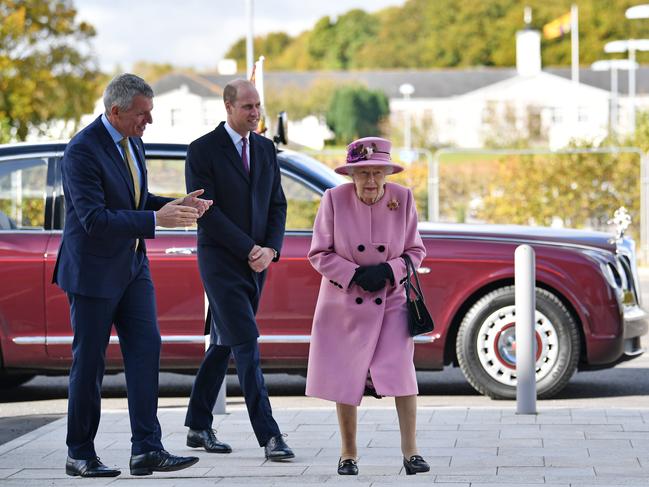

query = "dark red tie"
[[241, 137, 249, 173]]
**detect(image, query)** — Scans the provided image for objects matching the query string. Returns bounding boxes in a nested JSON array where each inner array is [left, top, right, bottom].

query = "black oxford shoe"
[[129, 449, 199, 476], [403, 454, 430, 475], [187, 428, 232, 453], [337, 457, 358, 475], [65, 456, 121, 477], [264, 434, 295, 461]]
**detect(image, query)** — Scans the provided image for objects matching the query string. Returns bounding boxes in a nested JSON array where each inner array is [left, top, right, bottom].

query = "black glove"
[[352, 263, 394, 292]]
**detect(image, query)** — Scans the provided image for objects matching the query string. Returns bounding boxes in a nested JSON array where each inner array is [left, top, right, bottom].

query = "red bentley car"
[[0, 142, 646, 399]]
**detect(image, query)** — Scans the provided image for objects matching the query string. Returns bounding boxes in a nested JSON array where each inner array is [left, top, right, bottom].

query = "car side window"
[[146, 158, 196, 230], [0, 157, 48, 230], [281, 173, 321, 231]]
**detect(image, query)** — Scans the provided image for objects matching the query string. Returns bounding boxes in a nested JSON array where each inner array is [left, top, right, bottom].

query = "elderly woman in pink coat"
[[306, 137, 428, 476]]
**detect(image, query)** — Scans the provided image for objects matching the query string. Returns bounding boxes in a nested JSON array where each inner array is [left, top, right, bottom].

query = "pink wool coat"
[[305, 182, 426, 405]]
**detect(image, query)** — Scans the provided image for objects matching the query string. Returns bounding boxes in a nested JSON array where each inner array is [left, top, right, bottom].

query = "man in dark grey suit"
[[184, 79, 293, 460]]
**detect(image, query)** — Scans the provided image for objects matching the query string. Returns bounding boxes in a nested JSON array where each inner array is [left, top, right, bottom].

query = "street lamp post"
[[591, 59, 639, 136], [399, 83, 415, 153], [604, 39, 649, 134], [624, 6, 649, 133]]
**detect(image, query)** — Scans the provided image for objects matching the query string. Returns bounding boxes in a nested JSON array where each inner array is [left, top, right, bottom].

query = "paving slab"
[[2, 405, 649, 485]]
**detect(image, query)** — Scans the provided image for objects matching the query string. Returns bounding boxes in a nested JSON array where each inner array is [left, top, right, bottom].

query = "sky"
[[74, 0, 406, 72]]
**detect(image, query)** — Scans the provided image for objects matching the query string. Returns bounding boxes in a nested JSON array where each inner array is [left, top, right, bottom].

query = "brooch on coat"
[[387, 198, 400, 211]]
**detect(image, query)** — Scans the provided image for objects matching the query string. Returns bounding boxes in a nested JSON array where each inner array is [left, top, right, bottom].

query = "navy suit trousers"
[[185, 339, 280, 446], [66, 253, 164, 459]]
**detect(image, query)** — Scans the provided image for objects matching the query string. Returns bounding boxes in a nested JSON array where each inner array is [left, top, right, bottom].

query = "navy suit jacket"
[[185, 122, 287, 345], [53, 116, 172, 299]]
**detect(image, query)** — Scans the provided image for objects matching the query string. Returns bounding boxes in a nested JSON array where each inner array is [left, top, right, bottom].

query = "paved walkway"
[[1, 402, 649, 486]]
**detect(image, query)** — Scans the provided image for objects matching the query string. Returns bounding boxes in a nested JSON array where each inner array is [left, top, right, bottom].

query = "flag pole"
[[571, 4, 579, 84], [246, 0, 254, 79]]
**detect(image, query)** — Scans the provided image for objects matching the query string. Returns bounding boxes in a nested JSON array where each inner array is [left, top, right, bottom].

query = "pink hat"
[[334, 136, 404, 175]]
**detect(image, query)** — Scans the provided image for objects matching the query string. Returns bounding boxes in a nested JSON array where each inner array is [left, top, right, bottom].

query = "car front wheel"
[[456, 286, 580, 399]]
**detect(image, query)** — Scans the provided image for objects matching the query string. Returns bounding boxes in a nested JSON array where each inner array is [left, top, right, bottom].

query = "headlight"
[[600, 259, 637, 306], [600, 262, 623, 289]]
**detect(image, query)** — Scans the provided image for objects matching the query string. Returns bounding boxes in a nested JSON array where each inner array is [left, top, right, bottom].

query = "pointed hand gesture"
[[174, 189, 213, 218]]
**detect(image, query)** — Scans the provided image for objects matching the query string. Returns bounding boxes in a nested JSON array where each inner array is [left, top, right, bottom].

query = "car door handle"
[[165, 247, 197, 255], [417, 267, 431, 274]]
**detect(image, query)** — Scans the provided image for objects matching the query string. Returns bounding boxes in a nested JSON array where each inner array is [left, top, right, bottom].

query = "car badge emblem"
[[608, 206, 631, 241]]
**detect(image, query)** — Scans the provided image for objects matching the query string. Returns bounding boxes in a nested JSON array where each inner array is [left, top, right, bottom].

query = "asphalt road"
[[2, 272, 649, 445]]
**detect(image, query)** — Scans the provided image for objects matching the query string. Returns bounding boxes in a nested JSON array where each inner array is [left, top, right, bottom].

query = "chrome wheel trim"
[[476, 305, 559, 387]]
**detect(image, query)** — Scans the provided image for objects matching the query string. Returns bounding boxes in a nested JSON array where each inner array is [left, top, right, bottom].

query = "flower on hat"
[[346, 142, 378, 163], [387, 198, 400, 211]]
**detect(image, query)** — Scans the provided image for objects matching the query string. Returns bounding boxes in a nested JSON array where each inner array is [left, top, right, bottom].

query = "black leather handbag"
[[403, 254, 435, 336]]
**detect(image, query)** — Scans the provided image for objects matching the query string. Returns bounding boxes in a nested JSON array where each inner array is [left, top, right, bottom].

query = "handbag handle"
[[403, 254, 425, 303]]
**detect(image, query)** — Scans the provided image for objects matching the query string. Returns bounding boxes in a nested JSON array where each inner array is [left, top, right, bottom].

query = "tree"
[[224, 32, 294, 71], [326, 85, 389, 143], [476, 149, 640, 239], [0, 0, 100, 141], [222, 0, 649, 71], [306, 10, 378, 69], [265, 79, 341, 122]]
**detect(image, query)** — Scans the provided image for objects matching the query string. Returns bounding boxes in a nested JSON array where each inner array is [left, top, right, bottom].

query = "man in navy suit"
[[53, 73, 210, 477], [184, 79, 293, 460]]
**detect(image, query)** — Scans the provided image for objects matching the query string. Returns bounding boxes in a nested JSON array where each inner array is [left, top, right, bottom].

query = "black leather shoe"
[[187, 428, 232, 453], [403, 455, 430, 475], [129, 449, 199, 476], [337, 457, 358, 475], [264, 434, 295, 461], [65, 456, 121, 477]]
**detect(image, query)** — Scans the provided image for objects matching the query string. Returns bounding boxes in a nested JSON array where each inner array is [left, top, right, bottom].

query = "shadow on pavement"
[[2, 366, 649, 402]]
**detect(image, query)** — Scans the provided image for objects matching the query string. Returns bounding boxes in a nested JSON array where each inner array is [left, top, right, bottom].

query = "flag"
[[543, 12, 571, 40], [251, 57, 267, 135], [249, 62, 257, 84]]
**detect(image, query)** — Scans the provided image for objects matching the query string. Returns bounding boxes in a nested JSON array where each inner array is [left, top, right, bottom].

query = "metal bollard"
[[515, 244, 537, 415], [205, 292, 227, 415]]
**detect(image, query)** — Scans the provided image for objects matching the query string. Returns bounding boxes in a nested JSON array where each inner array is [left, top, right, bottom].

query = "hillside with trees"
[[225, 0, 649, 70]]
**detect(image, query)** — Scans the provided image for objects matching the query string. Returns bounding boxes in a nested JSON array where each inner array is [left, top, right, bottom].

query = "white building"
[[136, 60, 649, 151], [68, 24, 649, 151]]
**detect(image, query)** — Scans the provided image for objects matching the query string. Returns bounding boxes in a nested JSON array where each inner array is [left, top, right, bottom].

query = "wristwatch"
[[270, 248, 279, 261]]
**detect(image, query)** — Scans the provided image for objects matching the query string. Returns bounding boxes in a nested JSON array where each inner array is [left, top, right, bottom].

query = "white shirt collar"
[[224, 122, 249, 147]]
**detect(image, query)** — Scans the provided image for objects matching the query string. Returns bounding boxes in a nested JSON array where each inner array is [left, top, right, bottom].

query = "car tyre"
[[456, 286, 580, 399]]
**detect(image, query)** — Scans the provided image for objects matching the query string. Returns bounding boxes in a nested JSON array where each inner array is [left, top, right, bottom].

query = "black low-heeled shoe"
[[403, 455, 430, 475], [337, 457, 358, 475]]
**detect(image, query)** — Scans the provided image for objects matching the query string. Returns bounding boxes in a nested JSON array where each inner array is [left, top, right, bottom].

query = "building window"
[[551, 108, 563, 124], [170, 108, 180, 127]]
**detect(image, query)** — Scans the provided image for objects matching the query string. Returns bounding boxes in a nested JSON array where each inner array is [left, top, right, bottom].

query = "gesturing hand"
[[156, 200, 199, 228], [173, 189, 213, 218]]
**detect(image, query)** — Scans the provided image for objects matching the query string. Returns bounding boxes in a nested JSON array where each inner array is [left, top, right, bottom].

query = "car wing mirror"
[[273, 111, 288, 147]]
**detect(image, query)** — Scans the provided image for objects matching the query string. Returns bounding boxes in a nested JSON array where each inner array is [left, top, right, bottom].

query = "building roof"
[[547, 67, 649, 95], [153, 66, 649, 100], [153, 72, 223, 98]]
